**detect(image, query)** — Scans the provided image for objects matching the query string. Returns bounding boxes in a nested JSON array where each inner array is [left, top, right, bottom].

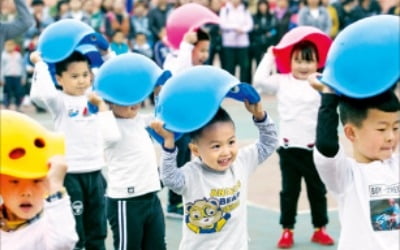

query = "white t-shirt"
[[314, 147, 400, 250], [101, 113, 161, 198], [0, 196, 78, 250]]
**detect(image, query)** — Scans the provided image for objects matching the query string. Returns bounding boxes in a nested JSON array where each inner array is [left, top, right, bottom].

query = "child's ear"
[[189, 143, 200, 157], [344, 124, 356, 142]]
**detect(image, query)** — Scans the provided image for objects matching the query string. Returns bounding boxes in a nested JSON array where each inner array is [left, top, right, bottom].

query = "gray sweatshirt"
[[0, 0, 34, 76]]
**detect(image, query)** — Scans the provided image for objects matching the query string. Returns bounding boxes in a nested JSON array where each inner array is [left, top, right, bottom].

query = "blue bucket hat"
[[320, 15, 400, 98], [37, 19, 108, 64], [155, 65, 260, 133], [93, 53, 171, 106]]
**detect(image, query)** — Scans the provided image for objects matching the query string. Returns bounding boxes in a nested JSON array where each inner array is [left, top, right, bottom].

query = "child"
[[110, 29, 130, 55], [162, 28, 211, 218], [132, 32, 153, 59], [309, 77, 400, 250], [253, 41, 334, 247], [1, 39, 25, 111], [29, 51, 118, 250], [0, 110, 78, 249], [163, 28, 210, 74], [150, 102, 278, 249], [88, 89, 166, 250]]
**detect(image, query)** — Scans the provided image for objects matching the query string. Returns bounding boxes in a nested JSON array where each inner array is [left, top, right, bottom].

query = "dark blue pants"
[[3, 76, 23, 108], [64, 171, 107, 250], [107, 192, 166, 250]]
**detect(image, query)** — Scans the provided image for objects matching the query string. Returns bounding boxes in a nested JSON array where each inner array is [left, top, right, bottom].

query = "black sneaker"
[[166, 203, 184, 219]]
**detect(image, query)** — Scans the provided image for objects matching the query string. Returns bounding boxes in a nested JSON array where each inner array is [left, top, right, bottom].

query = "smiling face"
[[290, 49, 318, 80], [190, 121, 238, 171], [0, 175, 47, 220], [346, 109, 400, 163], [192, 40, 210, 66], [56, 61, 92, 96]]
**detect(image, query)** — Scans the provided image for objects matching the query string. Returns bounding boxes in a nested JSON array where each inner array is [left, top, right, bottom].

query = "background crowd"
[[0, 0, 399, 112]]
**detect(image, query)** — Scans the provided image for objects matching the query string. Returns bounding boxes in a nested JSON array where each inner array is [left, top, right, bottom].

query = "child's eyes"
[[33, 179, 44, 184], [229, 139, 236, 145], [211, 144, 220, 149], [9, 179, 19, 184]]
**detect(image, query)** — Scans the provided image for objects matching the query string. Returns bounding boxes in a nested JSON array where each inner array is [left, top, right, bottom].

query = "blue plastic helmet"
[[155, 65, 260, 133], [94, 53, 171, 106], [320, 15, 400, 98], [37, 19, 108, 63]]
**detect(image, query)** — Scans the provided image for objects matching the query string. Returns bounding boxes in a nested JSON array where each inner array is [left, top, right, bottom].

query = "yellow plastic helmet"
[[0, 110, 65, 179]]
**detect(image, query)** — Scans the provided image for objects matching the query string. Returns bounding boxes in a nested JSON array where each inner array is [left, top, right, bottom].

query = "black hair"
[[195, 28, 210, 45], [291, 40, 319, 63], [339, 90, 400, 127], [189, 107, 234, 142], [55, 51, 90, 76]]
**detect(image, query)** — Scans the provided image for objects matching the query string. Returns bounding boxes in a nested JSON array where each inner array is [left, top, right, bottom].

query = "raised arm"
[[0, 0, 34, 40]]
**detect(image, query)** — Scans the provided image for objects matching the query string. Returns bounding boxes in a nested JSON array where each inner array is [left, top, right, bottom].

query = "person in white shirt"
[[150, 102, 278, 250], [87, 89, 167, 250], [29, 51, 118, 250], [0, 110, 78, 250], [253, 40, 334, 248], [309, 76, 400, 250]]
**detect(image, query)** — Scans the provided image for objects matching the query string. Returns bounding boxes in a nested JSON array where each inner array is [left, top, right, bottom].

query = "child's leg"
[[82, 171, 107, 250], [142, 195, 166, 250], [3, 77, 12, 108], [278, 147, 303, 229], [302, 150, 329, 228], [63, 173, 87, 250]]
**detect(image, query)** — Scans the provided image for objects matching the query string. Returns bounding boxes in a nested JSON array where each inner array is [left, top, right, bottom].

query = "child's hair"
[[339, 90, 400, 127], [189, 107, 234, 142], [195, 28, 210, 45], [291, 40, 319, 63], [55, 51, 90, 76]]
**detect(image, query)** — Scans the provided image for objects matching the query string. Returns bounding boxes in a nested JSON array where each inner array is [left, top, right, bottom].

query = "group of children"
[[0, 20, 399, 250]]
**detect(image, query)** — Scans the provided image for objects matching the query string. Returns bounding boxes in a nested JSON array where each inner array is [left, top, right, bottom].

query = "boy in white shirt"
[[29, 51, 118, 250], [310, 76, 400, 250]]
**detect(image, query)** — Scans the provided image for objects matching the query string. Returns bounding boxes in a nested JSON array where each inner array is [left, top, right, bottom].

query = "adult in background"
[[298, 0, 332, 35], [0, 0, 34, 78]]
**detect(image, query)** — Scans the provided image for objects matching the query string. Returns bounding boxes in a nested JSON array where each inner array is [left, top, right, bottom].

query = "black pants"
[[221, 47, 251, 83], [3, 76, 23, 108], [168, 134, 191, 206], [107, 192, 166, 250], [64, 171, 107, 250], [278, 147, 328, 229]]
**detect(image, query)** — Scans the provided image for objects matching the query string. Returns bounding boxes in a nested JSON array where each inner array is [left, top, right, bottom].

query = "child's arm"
[[244, 100, 278, 165], [87, 92, 121, 147], [163, 31, 196, 74], [309, 73, 352, 194], [29, 51, 62, 114], [44, 156, 78, 249], [253, 46, 280, 94], [149, 120, 186, 194]]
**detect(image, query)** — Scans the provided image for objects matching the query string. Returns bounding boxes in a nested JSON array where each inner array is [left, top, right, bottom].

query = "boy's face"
[[347, 109, 400, 163], [190, 121, 238, 171], [192, 40, 210, 66], [56, 61, 92, 96], [110, 103, 140, 119], [290, 50, 318, 80], [0, 175, 47, 220]]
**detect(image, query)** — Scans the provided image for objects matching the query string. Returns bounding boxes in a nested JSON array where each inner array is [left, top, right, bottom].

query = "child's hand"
[[46, 155, 67, 194], [245, 100, 265, 121], [30, 51, 42, 65], [149, 120, 175, 149], [308, 73, 333, 93], [87, 91, 109, 112], [183, 31, 198, 45]]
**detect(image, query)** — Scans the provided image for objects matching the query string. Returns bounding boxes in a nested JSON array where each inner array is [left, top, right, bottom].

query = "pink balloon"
[[273, 26, 332, 73], [166, 3, 219, 50]]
